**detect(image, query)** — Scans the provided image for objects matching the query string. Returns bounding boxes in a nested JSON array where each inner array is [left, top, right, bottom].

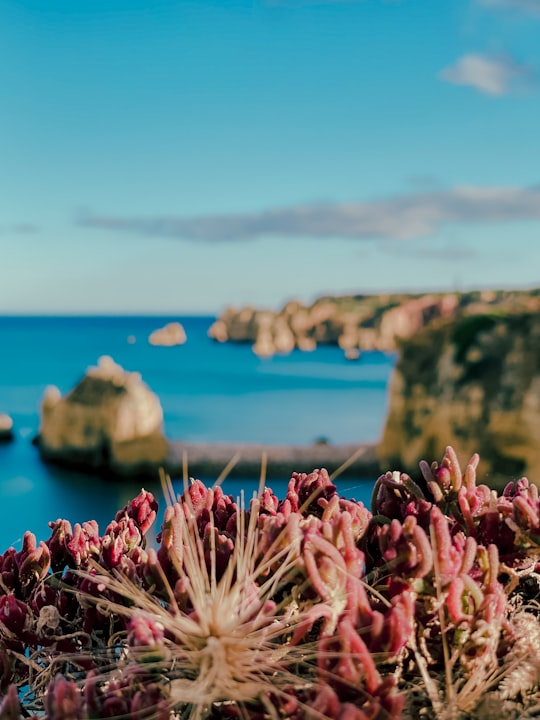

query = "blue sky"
[[1, 0, 540, 314]]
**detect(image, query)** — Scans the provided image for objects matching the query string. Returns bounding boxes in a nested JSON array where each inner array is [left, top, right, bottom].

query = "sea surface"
[[0, 316, 395, 552]]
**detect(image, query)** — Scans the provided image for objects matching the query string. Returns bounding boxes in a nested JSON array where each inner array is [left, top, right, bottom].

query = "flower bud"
[[43, 675, 82, 720], [0, 684, 21, 720], [0, 595, 31, 639], [116, 489, 158, 535], [17, 541, 51, 590], [46, 519, 73, 571]]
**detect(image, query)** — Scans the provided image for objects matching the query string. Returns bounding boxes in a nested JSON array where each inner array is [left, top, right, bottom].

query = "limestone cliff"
[[38, 356, 168, 476], [209, 289, 540, 358], [378, 312, 540, 484]]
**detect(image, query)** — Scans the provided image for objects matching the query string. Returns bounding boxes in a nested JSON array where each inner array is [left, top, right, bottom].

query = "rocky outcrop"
[[149, 321, 186, 347], [208, 290, 523, 358], [37, 356, 168, 476], [378, 312, 540, 484], [0, 413, 14, 442]]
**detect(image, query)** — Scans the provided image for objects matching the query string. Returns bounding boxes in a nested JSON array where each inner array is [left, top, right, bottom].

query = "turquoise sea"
[[0, 316, 395, 551]]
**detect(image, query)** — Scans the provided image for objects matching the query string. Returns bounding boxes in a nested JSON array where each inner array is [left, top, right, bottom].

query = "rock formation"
[[378, 311, 540, 484], [208, 292, 483, 358], [0, 413, 14, 442], [210, 289, 540, 359], [148, 321, 186, 347], [37, 356, 168, 476]]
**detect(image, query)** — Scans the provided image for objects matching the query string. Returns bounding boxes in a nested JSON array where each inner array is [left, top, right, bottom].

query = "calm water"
[[0, 316, 394, 551]]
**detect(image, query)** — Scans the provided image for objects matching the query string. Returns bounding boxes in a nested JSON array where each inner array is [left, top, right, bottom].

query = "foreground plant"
[[76, 487, 322, 719], [1, 448, 540, 718]]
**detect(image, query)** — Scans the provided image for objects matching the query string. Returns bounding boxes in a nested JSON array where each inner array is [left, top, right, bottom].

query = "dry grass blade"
[[329, 445, 367, 482], [214, 452, 242, 488]]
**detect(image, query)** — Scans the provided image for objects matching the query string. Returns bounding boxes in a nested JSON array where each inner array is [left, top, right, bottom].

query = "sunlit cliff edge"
[[209, 288, 540, 358], [379, 311, 540, 485]]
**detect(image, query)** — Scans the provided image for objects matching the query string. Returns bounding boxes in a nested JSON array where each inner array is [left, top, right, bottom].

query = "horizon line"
[[2, 282, 540, 318]]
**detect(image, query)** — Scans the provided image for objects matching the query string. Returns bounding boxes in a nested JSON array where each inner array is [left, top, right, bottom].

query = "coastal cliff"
[[208, 289, 540, 358], [378, 311, 540, 483], [37, 356, 168, 475]]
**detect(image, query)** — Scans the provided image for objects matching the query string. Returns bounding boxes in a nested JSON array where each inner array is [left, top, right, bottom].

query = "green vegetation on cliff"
[[379, 310, 540, 484]]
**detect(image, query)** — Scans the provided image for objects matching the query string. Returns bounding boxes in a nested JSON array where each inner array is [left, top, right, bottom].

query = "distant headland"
[[208, 288, 540, 358]]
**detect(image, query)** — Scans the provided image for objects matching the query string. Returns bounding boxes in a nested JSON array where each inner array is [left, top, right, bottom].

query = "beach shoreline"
[[36, 437, 381, 481], [165, 439, 380, 480]]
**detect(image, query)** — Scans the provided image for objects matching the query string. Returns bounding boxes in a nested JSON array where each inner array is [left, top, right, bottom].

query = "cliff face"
[[38, 356, 168, 475], [378, 312, 540, 483], [209, 293, 462, 357], [209, 289, 540, 358]]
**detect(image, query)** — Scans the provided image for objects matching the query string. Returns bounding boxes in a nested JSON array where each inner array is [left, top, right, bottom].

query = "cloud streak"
[[78, 184, 540, 242], [0, 223, 39, 236], [439, 53, 537, 96], [379, 240, 478, 261]]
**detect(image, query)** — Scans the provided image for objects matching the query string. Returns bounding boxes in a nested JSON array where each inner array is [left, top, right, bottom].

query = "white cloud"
[[439, 53, 536, 96], [78, 184, 540, 242]]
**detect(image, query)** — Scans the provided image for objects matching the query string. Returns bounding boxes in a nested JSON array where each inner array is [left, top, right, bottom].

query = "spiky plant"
[[5, 447, 540, 719], [73, 487, 324, 720]]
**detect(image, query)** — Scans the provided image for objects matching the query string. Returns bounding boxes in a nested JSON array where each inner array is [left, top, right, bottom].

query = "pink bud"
[[0, 595, 31, 638], [116, 489, 158, 535], [18, 541, 51, 589], [0, 684, 20, 720], [46, 520, 73, 571], [128, 612, 164, 648], [44, 675, 82, 720]]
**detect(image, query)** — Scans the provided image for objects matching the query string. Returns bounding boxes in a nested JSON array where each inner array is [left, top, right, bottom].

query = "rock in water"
[[0, 413, 14, 442], [148, 321, 186, 346], [37, 356, 168, 476]]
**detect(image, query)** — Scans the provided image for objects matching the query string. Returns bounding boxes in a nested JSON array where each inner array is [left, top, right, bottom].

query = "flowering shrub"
[[1, 449, 540, 718]]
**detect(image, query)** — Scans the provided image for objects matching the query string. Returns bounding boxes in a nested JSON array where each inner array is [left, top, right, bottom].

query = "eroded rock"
[[378, 312, 540, 483], [0, 413, 14, 442], [37, 356, 168, 476], [208, 293, 465, 357], [148, 322, 186, 347]]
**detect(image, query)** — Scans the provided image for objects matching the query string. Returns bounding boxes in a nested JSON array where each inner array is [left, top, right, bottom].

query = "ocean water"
[[0, 316, 394, 552]]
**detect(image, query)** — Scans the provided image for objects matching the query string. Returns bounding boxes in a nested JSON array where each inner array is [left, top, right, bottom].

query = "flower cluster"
[[1, 449, 540, 718]]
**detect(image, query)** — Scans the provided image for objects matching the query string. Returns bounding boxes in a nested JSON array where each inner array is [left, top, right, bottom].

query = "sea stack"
[[37, 356, 168, 476], [148, 321, 187, 347], [0, 413, 14, 442]]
